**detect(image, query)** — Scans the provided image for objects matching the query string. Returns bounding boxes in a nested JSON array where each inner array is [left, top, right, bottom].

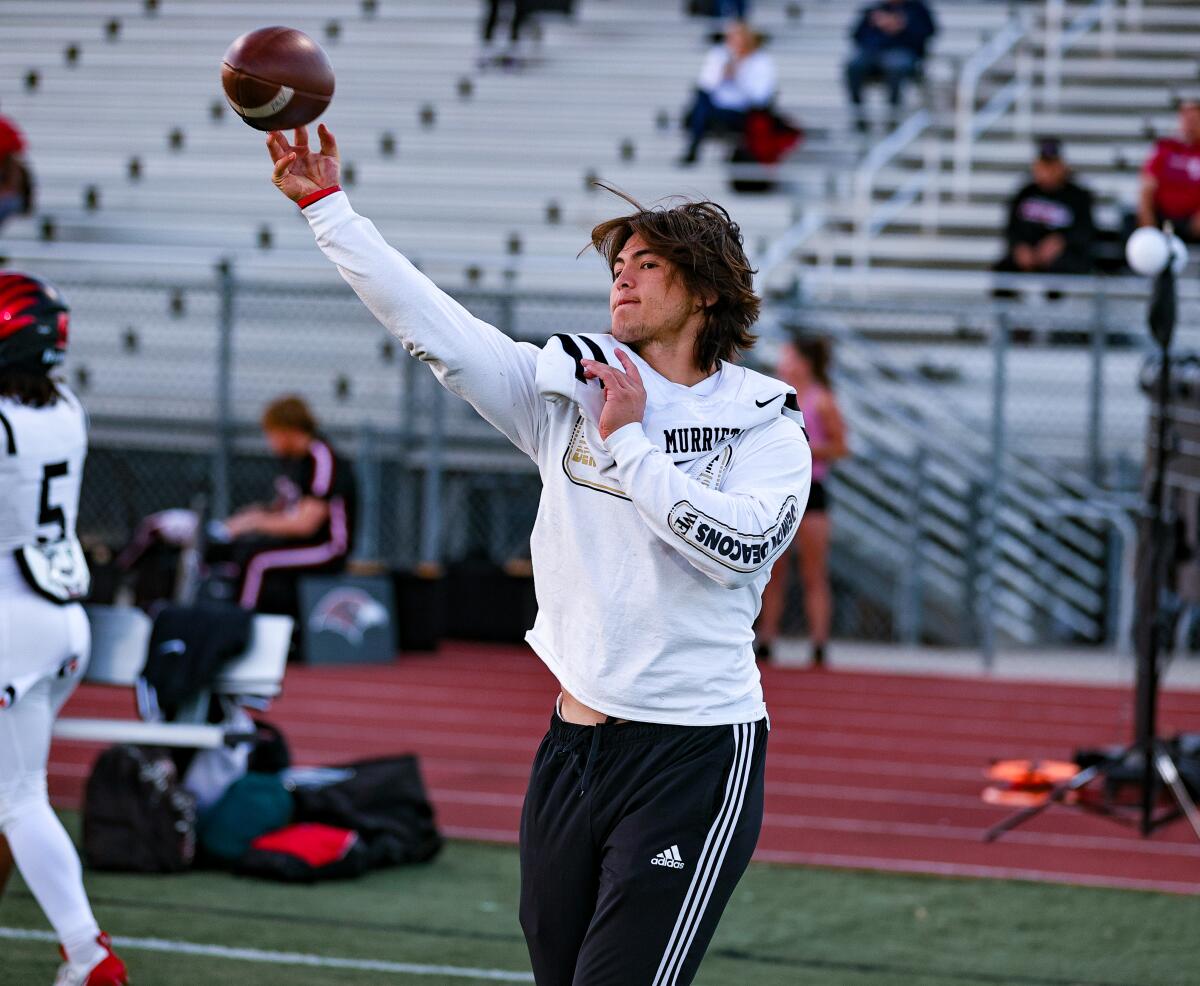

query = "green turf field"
[[2, 815, 1196, 985]]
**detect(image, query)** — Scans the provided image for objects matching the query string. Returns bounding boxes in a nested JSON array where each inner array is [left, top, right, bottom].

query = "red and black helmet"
[[0, 272, 69, 371]]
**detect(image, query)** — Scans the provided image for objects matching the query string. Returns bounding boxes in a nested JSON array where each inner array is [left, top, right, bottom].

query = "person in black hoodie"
[[993, 138, 1096, 293], [845, 0, 937, 132]]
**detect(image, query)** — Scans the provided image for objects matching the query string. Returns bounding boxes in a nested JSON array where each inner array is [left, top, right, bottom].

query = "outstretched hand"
[[581, 350, 647, 442], [267, 124, 339, 202]]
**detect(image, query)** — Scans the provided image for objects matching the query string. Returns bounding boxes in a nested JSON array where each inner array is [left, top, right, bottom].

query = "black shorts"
[[519, 710, 768, 986], [808, 479, 829, 513]]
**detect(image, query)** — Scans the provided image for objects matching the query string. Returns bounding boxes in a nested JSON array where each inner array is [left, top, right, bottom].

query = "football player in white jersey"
[[0, 273, 128, 986]]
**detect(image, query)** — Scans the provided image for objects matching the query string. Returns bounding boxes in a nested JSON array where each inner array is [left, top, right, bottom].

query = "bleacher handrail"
[[814, 314, 1118, 652], [754, 209, 826, 294], [1043, 0, 1119, 110], [952, 15, 1033, 200], [853, 109, 937, 270]]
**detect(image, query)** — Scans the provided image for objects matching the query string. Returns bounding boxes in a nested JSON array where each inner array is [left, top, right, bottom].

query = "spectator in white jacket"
[[680, 22, 777, 166]]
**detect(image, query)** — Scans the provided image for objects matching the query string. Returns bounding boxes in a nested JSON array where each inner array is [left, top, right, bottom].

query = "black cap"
[[1036, 137, 1063, 161]]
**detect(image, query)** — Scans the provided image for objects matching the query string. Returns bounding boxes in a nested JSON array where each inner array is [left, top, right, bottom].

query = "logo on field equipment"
[[309, 588, 389, 645]]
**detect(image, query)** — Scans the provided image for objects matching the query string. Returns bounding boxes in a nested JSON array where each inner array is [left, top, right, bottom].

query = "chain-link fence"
[[775, 274, 1176, 487], [54, 265, 1169, 646], [61, 266, 604, 572], [764, 271, 1176, 648]]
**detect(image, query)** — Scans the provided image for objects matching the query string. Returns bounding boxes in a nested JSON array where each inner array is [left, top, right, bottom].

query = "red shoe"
[[54, 932, 129, 986]]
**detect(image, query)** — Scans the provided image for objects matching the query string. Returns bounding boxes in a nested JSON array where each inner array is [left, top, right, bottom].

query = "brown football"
[[221, 26, 334, 132]]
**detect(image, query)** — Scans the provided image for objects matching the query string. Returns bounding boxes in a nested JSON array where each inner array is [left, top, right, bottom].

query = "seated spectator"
[[120, 395, 355, 616], [845, 0, 937, 133], [478, 0, 532, 69], [680, 21, 777, 165], [0, 115, 33, 229], [1137, 97, 1200, 243], [686, 1, 752, 22], [993, 138, 1096, 292]]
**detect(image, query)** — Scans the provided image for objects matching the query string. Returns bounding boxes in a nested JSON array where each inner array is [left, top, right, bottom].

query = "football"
[[220, 26, 334, 132]]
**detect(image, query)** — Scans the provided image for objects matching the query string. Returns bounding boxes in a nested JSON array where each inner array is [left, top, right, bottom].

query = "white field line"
[[0, 927, 534, 982]]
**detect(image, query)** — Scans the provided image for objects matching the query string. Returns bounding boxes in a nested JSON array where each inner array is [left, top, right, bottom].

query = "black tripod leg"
[[983, 763, 1105, 843], [1153, 744, 1200, 839]]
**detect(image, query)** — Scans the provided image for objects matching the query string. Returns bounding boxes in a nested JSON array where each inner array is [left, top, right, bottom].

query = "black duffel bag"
[[291, 755, 443, 869], [83, 745, 197, 873]]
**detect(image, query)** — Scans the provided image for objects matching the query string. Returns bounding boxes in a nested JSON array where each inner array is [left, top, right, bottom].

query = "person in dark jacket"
[[844, 0, 937, 132], [993, 138, 1096, 292]]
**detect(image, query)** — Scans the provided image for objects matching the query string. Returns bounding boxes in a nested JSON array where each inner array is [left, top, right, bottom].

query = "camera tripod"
[[985, 263, 1200, 843]]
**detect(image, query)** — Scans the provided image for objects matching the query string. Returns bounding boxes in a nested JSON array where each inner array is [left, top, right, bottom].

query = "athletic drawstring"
[[561, 717, 620, 798], [577, 723, 604, 798]]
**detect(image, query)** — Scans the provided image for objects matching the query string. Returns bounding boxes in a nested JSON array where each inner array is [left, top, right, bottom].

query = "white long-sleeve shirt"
[[697, 47, 778, 111], [304, 193, 811, 725]]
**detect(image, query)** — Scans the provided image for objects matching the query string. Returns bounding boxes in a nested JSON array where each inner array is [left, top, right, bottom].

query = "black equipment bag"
[[292, 755, 443, 868], [83, 745, 197, 873]]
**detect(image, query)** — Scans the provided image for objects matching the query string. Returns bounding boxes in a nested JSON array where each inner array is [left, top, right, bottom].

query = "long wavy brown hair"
[[588, 184, 760, 372]]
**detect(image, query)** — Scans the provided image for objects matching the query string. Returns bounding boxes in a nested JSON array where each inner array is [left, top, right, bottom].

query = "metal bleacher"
[[778, 0, 1200, 278], [0, 0, 1014, 290], [0, 0, 1166, 648], [0, 0, 1005, 435]]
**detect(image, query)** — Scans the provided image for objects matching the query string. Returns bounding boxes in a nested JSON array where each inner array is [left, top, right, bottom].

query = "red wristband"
[[297, 185, 342, 209]]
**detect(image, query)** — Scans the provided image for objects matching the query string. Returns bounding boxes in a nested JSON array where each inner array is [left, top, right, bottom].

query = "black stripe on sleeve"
[[0, 410, 15, 455], [579, 335, 608, 365], [782, 394, 809, 441], [552, 333, 587, 383]]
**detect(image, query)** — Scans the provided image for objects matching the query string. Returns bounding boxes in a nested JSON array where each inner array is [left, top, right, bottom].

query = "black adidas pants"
[[519, 710, 768, 986]]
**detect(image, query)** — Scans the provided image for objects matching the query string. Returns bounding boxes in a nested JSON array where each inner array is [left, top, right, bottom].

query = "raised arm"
[[266, 126, 545, 458]]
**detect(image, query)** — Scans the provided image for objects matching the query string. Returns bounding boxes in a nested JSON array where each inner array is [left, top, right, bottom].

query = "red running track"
[[48, 643, 1200, 894]]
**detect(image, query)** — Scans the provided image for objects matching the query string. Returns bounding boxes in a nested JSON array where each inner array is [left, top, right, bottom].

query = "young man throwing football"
[[265, 124, 810, 986]]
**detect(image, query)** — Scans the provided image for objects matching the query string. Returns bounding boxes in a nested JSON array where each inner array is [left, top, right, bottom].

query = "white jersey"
[[0, 387, 87, 552], [0, 387, 90, 605], [305, 193, 812, 726], [0, 385, 90, 705]]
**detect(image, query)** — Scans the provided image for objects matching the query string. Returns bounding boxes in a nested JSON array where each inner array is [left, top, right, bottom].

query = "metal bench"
[[52, 605, 292, 750]]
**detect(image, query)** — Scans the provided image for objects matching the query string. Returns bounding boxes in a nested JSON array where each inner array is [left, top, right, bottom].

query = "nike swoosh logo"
[[755, 394, 783, 408]]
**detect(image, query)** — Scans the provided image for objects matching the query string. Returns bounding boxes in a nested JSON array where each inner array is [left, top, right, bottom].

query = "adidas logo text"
[[651, 845, 685, 869]]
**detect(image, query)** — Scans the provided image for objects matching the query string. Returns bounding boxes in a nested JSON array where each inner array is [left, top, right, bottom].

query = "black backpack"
[[83, 745, 197, 873]]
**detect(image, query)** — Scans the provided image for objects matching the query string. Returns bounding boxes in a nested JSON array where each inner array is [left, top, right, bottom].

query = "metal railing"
[[772, 295, 1125, 659], [1121, 0, 1143, 29], [754, 209, 827, 294], [852, 109, 941, 271], [1043, 0, 1119, 110], [952, 15, 1033, 200], [43, 261, 1164, 651]]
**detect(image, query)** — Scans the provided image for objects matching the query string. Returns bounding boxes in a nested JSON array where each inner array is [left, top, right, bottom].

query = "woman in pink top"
[[756, 336, 848, 666]]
